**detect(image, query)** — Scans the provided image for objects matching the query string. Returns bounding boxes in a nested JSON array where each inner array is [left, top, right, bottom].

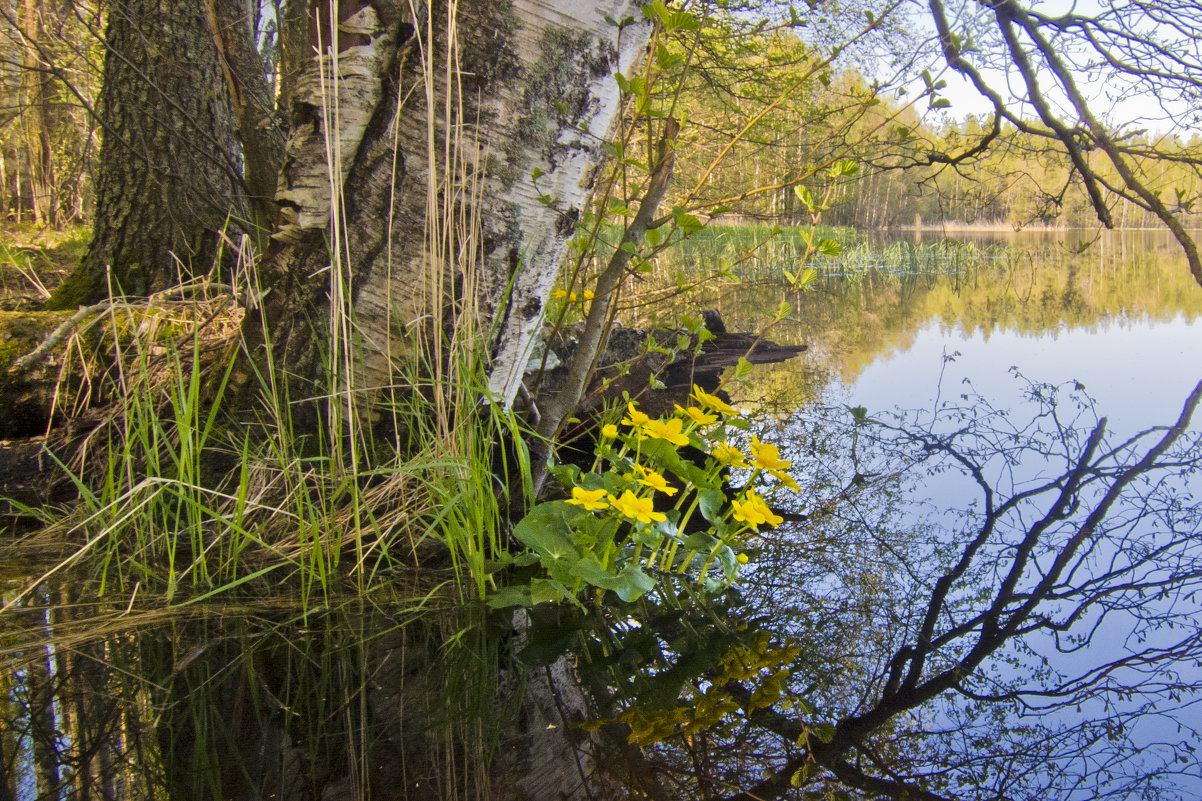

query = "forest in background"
[[6, 2, 1202, 236]]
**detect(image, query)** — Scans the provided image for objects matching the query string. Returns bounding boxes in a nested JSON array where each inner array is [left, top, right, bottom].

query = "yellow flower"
[[675, 404, 719, 426], [552, 288, 568, 299], [731, 490, 784, 528], [601, 423, 619, 439], [692, 385, 737, 416], [632, 464, 678, 496], [622, 402, 650, 428], [566, 487, 609, 511], [737, 552, 750, 565], [583, 289, 595, 301], [711, 441, 749, 468], [609, 490, 667, 524], [749, 436, 791, 471], [769, 469, 800, 493], [640, 416, 691, 447]]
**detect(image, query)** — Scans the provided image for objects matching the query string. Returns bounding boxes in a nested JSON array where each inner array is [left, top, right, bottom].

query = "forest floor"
[[0, 222, 87, 309]]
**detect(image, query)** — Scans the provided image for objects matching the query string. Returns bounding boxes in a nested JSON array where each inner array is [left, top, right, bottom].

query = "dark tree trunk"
[[205, 0, 285, 232], [48, 0, 246, 308]]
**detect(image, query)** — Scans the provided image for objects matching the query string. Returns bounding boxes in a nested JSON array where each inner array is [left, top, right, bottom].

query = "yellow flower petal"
[[641, 417, 690, 447], [749, 436, 791, 471], [731, 490, 783, 528], [692, 385, 737, 416], [609, 490, 667, 524], [675, 404, 719, 426], [770, 469, 800, 493], [601, 423, 619, 439], [711, 441, 749, 468], [622, 402, 650, 428], [566, 486, 610, 511], [635, 467, 678, 496]]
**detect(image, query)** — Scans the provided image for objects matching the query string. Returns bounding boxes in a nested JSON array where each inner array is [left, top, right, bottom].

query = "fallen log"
[[533, 308, 807, 421]]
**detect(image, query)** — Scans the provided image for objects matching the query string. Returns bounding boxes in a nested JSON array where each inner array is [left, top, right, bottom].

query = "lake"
[[640, 226, 1202, 799], [3, 227, 1201, 800]]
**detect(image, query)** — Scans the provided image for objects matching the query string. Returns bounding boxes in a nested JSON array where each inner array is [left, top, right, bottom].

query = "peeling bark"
[[253, 0, 652, 411]]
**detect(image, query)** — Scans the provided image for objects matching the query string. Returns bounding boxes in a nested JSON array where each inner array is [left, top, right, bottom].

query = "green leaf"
[[660, 9, 699, 31], [683, 531, 718, 551], [607, 198, 633, 217], [672, 208, 703, 234], [812, 722, 837, 743], [571, 555, 621, 590], [793, 184, 815, 211], [817, 238, 842, 256], [531, 166, 545, 181], [487, 586, 533, 609], [827, 159, 858, 178], [790, 762, 817, 787], [531, 578, 574, 605], [641, 0, 665, 20], [698, 488, 727, 524], [614, 565, 656, 602], [512, 502, 582, 582], [656, 43, 684, 69], [735, 357, 754, 381], [930, 97, 952, 109]]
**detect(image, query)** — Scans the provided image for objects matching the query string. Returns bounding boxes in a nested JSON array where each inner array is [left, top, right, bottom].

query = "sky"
[[897, 0, 1201, 138]]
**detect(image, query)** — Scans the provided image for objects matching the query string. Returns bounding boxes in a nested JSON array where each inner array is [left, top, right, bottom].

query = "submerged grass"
[[0, 294, 528, 800]]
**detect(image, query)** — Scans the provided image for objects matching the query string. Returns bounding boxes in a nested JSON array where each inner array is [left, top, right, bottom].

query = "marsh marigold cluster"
[[559, 389, 801, 572]]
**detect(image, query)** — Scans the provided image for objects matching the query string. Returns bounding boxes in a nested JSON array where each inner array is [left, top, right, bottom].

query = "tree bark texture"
[[205, 0, 286, 233], [49, 0, 245, 308], [254, 0, 652, 410]]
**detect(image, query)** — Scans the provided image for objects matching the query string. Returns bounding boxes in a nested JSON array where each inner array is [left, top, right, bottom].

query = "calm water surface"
[[652, 227, 1202, 798], [4, 228, 1200, 800]]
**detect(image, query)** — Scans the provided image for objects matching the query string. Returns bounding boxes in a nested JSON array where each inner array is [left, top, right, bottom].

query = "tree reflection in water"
[[572, 376, 1202, 801], [0, 593, 513, 801]]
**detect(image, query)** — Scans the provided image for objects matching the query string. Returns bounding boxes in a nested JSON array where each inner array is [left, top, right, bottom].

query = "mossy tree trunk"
[[47, 0, 247, 308], [247, 0, 651, 413]]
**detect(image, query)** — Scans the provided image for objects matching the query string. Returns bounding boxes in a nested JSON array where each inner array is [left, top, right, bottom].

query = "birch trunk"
[[254, 0, 652, 411]]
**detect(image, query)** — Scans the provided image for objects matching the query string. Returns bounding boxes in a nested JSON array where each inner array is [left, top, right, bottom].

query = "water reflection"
[[0, 586, 508, 801], [586, 228, 1202, 798], [643, 227, 1202, 408]]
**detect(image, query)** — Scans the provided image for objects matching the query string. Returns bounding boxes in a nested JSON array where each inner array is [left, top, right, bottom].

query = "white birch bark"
[[269, 0, 651, 409]]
